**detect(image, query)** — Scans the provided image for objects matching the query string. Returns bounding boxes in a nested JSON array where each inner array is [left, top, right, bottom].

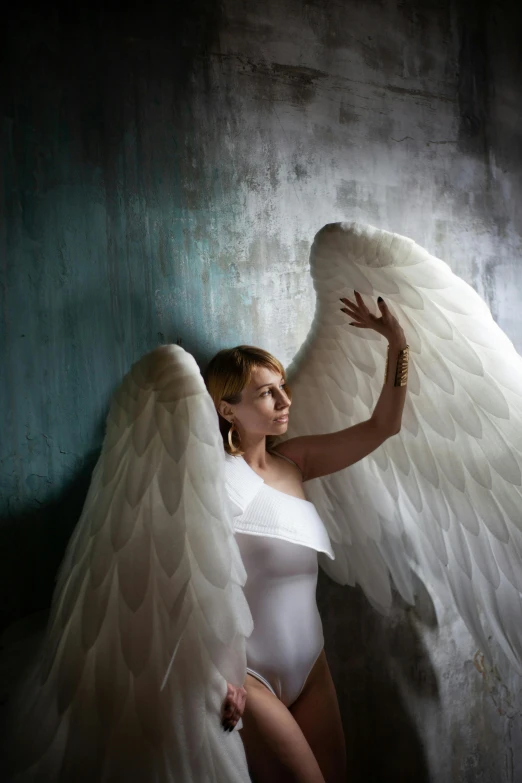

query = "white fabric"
[[224, 454, 335, 559], [236, 532, 324, 707], [224, 453, 333, 706]]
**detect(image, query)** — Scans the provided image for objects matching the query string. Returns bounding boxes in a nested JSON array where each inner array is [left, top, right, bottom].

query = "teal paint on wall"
[[0, 2, 255, 625], [3, 2, 522, 780]]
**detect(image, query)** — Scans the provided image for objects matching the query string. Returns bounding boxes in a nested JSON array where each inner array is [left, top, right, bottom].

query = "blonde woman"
[[7, 222, 519, 783], [204, 291, 408, 783]]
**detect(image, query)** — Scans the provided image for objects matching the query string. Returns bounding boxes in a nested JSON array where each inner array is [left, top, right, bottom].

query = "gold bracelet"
[[384, 344, 409, 386], [394, 345, 410, 387]]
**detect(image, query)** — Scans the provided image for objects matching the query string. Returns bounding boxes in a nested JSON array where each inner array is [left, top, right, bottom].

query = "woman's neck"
[[240, 436, 269, 471]]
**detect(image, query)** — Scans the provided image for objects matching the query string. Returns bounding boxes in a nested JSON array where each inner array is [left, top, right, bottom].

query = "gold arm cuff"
[[394, 345, 410, 387]]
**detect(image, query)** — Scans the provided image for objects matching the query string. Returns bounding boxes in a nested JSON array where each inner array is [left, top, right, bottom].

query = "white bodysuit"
[[224, 453, 335, 708]]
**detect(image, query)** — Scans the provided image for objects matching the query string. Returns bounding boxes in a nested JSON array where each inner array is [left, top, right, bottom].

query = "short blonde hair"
[[204, 345, 291, 456]]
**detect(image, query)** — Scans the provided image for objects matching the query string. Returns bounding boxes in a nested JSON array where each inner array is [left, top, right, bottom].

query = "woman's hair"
[[204, 345, 291, 456]]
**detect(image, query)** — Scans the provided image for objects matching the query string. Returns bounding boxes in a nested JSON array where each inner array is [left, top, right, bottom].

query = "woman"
[[204, 291, 409, 783]]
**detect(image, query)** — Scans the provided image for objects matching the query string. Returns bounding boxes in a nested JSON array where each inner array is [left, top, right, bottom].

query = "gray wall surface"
[[1, 1, 522, 780]]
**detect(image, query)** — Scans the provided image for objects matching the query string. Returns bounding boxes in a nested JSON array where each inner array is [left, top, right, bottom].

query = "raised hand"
[[221, 681, 247, 732], [340, 291, 405, 345]]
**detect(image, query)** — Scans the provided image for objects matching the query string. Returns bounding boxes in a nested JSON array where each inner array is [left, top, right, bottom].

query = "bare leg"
[[289, 650, 346, 783], [239, 674, 326, 783]]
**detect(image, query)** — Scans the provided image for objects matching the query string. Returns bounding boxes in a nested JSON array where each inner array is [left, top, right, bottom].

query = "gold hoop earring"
[[228, 422, 240, 451]]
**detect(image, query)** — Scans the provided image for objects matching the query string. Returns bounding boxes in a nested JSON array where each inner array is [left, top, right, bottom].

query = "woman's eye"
[[261, 384, 285, 397]]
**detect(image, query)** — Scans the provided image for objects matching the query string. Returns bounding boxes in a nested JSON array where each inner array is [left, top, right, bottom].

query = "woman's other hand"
[[340, 291, 406, 345], [221, 681, 247, 732]]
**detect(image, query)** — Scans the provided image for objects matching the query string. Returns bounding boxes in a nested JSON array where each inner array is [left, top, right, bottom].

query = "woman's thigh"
[[239, 674, 326, 783], [289, 650, 346, 783]]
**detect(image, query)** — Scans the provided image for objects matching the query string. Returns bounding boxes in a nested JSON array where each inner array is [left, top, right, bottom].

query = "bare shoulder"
[[269, 440, 306, 478], [265, 445, 307, 499]]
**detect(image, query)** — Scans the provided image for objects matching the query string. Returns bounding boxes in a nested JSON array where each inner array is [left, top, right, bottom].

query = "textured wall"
[[1, 0, 522, 780]]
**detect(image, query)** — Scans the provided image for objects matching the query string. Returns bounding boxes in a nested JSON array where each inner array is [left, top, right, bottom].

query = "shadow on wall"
[[2, 0, 224, 169], [318, 571, 438, 783], [0, 450, 100, 635], [0, 287, 153, 634], [0, 281, 200, 637], [1, 0, 224, 634], [0, 459, 99, 736]]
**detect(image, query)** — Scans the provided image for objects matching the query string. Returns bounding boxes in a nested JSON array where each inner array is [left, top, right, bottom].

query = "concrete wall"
[[1, 0, 522, 780]]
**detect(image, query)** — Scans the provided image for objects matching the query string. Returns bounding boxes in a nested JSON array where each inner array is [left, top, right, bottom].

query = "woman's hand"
[[340, 291, 406, 345], [221, 681, 247, 732]]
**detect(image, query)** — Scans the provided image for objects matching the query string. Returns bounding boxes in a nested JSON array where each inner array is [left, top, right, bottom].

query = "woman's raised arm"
[[275, 293, 409, 481]]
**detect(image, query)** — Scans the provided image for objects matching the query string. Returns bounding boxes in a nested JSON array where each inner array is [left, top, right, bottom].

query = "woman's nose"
[[276, 390, 290, 407]]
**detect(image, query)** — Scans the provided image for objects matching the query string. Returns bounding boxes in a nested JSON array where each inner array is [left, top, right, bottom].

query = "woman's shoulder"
[[268, 443, 304, 479]]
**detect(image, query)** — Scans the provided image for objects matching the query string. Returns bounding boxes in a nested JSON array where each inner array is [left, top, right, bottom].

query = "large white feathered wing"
[[6, 345, 253, 783], [285, 222, 522, 672]]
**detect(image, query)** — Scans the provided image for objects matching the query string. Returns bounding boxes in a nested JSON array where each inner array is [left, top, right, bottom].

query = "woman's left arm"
[[275, 293, 409, 482]]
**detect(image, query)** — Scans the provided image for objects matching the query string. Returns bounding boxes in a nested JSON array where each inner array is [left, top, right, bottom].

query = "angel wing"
[[5, 345, 253, 783], [285, 222, 522, 673]]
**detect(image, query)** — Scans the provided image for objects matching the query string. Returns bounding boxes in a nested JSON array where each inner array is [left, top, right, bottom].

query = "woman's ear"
[[218, 400, 234, 421]]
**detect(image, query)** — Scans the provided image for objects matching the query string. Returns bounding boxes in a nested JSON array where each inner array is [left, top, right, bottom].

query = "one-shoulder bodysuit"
[[224, 453, 335, 708]]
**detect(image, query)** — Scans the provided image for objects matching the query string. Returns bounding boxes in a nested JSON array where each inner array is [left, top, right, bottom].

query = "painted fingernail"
[[354, 290, 359, 295], [378, 297, 384, 302], [349, 322, 355, 326]]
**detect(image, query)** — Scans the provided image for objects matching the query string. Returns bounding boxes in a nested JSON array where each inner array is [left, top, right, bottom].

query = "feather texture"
[[8, 221, 522, 781], [285, 222, 522, 672], [7, 345, 253, 783]]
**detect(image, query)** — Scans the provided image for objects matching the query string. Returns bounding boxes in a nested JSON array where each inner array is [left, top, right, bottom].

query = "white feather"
[[286, 221, 522, 673], [7, 345, 252, 782]]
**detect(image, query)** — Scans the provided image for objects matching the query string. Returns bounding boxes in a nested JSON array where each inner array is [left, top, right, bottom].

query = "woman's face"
[[222, 365, 291, 437]]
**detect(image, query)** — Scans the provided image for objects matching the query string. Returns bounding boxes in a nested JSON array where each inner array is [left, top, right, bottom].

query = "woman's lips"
[[274, 415, 289, 423]]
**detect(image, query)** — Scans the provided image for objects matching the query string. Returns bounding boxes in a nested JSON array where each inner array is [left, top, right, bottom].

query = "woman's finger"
[[340, 302, 361, 318], [340, 297, 366, 317], [377, 297, 392, 320], [341, 305, 371, 323], [354, 291, 371, 315], [341, 307, 362, 321], [340, 299, 359, 312], [223, 698, 233, 713], [224, 713, 238, 732]]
